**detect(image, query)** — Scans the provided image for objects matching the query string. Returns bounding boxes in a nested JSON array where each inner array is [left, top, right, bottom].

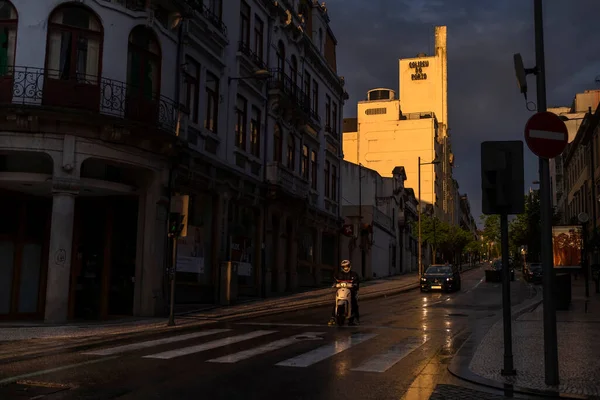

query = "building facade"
[[0, 0, 346, 322], [340, 161, 418, 279]]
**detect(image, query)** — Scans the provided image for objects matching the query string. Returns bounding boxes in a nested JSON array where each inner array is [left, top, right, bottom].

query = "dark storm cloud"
[[326, 0, 600, 224]]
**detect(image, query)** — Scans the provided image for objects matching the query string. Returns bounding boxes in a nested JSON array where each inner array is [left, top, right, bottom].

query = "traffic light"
[[168, 212, 185, 237]]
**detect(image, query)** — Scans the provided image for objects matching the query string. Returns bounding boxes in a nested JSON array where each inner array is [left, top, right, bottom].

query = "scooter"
[[333, 280, 356, 326]]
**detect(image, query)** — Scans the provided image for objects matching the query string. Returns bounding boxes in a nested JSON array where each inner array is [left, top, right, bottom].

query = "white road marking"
[[235, 322, 443, 332], [0, 356, 119, 386], [207, 332, 326, 363], [142, 330, 276, 360], [351, 336, 429, 372], [529, 129, 565, 141], [276, 333, 377, 367], [82, 329, 231, 356], [465, 277, 485, 293]]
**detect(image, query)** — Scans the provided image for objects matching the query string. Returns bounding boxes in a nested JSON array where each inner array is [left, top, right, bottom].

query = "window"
[[183, 56, 200, 124], [127, 26, 160, 95], [303, 71, 311, 109], [205, 72, 219, 133], [287, 134, 295, 170], [331, 165, 338, 201], [274, 123, 282, 163], [240, 1, 250, 46], [254, 16, 264, 60], [235, 95, 247, 149], [290, 55, 298, 87], [332, 101, 338, 136], [250, 106, 261, 157], [0, 1, 17, 77], [301, 145, 309, 179], [325, 94, 331, 129], [276, 41, 285, 80], [324, 160, 330, 197], [319, 28, 323, 52], [47, 4, 103, 83], [311, 150, 317, 190], [312, 80, 319, 115], [207, 0, 223, 18]]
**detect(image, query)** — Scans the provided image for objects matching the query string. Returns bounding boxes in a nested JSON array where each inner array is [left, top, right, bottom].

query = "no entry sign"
[[524, 111, 569, 159]]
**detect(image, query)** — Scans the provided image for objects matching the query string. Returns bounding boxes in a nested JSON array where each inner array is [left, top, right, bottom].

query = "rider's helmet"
[[341, 259, 351, 273]]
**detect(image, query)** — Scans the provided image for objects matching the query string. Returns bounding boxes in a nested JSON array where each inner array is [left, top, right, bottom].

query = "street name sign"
[[524, 111, 568, 159]]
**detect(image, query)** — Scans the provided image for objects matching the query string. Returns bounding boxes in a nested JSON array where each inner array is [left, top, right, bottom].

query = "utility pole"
[[359, 163, 365, 278], [418, 156, 422, 276], [534, 0, 560, 386]]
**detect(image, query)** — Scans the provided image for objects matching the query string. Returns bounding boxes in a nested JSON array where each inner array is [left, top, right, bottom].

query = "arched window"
[[127, 26, 161, 98], [126, 26, 161, 122], [273, 123, 282, 163], [0, 1, 17, 77], [46, 4, 103, 83], [290, 55, 298, 87], [276, 40, 285, 81], [287, 133, 295, 170]]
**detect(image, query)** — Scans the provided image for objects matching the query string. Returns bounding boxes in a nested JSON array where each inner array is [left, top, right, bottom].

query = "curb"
[[447, 288, 594, 399]]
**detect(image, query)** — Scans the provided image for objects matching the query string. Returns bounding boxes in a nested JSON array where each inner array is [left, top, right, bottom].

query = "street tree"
[[411, 215, 448, 264], [480, 214, 501, 259]]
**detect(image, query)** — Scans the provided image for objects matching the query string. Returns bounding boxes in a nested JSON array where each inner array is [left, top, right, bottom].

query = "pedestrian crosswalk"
[[82, 326, 431, 373]]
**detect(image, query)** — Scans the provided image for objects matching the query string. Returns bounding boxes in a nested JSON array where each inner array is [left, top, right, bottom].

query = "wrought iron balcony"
[[266, 162, 309, 199], [237, 41, 266, 70], [0, 66, 178, 135], [268, 68, 319, 123], [182, 0, 228, 36]]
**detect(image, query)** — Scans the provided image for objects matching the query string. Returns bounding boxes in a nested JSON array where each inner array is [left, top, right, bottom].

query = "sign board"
[[481, 141, 525, 215], [171, 195, 189, 237], [552, 225, 582, 268], [524, 112, 568, 159]]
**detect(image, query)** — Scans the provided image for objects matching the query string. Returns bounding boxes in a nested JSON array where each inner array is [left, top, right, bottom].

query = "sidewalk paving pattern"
[[468, 278, 600, 397], [429, 384, 513, 399]]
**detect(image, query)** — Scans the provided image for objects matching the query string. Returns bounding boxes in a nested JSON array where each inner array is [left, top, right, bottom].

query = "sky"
[[326, 0, 600, 226]]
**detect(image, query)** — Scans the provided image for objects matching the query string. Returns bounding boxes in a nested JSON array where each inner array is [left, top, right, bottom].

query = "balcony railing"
[[238, 41, 266, 70], [266, 162, 309, 198], [182, 0, 228, 36], [1, 66, 178, 135], [268, 68, 319, 123]]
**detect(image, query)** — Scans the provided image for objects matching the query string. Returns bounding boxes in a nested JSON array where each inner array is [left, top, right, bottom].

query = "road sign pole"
[[500, 212, 516, 376], [534, 0, 559, 386]]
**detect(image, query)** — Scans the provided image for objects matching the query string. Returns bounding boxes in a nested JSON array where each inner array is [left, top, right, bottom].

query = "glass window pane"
[[18, 243, 42, 313], [0, 241, 15, 314]]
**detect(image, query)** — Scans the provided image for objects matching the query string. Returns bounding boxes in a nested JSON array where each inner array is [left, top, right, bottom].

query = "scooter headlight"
[[341, 282, 347, 287]]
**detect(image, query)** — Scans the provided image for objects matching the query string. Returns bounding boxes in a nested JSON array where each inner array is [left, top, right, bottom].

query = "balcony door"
[[44, 4, 103, 111], [0, 1, 17, 104], [126, 26, 161, 124]]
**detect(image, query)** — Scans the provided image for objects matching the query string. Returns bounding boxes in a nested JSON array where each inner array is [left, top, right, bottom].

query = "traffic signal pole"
[[534, 0, 560, 385]]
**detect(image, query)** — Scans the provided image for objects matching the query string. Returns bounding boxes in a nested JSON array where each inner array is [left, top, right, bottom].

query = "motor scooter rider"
[[328, 259, 360, 326]]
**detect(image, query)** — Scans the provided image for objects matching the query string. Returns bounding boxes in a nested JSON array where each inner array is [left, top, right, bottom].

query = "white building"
[[0, 0, 347, 323], [340, 161, 418, 279]]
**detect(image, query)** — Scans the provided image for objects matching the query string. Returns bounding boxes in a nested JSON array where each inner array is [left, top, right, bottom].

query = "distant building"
[[340, 162, 418, 278]]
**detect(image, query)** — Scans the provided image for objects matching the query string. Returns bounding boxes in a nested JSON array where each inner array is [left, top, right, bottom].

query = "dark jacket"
[[333, 270, 360, 290]]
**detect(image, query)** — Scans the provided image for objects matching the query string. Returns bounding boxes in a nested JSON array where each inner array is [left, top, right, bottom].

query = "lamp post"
[[418, 156, 441, 277]]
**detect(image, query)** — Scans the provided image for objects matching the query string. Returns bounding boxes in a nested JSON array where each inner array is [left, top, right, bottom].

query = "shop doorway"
[[0, 190, 51, 320], [69, 196, 138, 320]]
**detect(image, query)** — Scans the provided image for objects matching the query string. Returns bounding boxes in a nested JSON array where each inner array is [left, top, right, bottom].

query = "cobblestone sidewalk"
[[429, 384, 515, 399]]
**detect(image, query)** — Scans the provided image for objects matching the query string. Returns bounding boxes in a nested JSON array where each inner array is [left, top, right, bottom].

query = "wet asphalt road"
[[0, 266, 538, 400]]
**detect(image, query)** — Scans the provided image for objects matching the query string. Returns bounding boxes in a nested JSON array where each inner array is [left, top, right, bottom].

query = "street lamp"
[[418, 156, 441, 277]]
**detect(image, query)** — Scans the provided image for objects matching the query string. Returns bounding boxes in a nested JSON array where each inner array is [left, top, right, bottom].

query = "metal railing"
[[182, 0, 228, 36], [238, 41, 266, 70], [2, 66, 178, 134], [268, 68, 319, 123]]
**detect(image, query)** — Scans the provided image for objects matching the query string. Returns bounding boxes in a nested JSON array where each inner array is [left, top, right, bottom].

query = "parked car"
[[420, 264, 461, 292], [485, 259, 515, 282], [523, 262, 542, 283]]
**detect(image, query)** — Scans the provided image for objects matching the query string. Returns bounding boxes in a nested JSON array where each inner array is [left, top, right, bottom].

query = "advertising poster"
[[176, 225, 206, 274], [551, 225, 582, 268]]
